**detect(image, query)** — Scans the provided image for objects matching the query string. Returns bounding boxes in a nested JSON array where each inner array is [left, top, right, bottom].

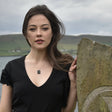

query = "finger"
[[71, 61, 75, 67], [71, 57, 77, 66], [69, 65, 77, 72]]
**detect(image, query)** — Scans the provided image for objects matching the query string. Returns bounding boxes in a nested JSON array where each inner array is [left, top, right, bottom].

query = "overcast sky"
[[0, 0, 112, 36]]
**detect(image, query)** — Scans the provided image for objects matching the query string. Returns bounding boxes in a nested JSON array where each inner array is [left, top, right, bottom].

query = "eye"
[[29, 28, 36, 31], [42, 27, 49, 31]]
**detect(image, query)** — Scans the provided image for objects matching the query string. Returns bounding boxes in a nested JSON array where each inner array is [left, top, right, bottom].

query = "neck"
[[27, 48, 48, 63]]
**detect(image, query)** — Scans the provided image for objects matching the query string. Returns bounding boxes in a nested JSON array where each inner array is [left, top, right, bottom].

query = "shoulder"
[[8, 55, 25, 64], [5, 55, 26, 69], [64, 63, 71, 71]]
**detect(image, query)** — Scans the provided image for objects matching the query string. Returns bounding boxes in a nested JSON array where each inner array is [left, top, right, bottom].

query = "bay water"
[[0, 56, 78, 112]]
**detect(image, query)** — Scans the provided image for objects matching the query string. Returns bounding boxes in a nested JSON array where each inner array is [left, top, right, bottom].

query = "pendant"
[[37, 70, 41, 74]]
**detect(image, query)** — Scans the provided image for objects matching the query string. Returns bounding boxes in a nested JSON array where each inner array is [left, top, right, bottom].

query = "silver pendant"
[[37, 70, 41, 74]]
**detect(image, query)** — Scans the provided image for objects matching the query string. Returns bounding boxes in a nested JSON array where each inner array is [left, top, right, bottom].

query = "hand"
[[68, 57, 77, 84]]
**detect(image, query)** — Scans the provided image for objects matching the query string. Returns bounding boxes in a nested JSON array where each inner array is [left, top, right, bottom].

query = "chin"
[[35, 47, 47, 51], [31, 44, 48, 51]]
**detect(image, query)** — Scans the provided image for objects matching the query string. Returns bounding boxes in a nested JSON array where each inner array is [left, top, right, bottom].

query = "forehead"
[[28, 14, 50, 26]]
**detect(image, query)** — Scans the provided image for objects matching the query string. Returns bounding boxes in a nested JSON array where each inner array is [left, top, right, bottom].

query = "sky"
[[0, 0, 112, 36]]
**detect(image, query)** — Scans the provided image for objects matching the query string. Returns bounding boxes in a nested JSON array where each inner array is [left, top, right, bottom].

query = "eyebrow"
[[41, 24, 49, 27], [28, 24, 49, 27]]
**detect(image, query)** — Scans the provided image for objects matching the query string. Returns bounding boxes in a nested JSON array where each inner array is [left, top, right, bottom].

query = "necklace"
[[37, 70, 41, 74]]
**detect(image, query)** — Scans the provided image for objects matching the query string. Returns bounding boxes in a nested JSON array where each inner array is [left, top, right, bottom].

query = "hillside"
[[0, 34, 112, 56], [0, 34, 29, 56]]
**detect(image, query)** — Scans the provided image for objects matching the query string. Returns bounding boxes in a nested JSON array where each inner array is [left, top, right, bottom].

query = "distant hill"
[[0, 34, 112, 56], [63, 34, 112, 45], [0, 34, 29, 56]]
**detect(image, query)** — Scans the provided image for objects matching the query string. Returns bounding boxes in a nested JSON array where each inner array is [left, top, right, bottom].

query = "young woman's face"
[[26, 14, 53, 50]]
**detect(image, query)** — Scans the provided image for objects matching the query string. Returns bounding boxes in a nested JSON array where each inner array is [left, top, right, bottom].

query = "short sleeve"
[[0, 63, 13, 87]]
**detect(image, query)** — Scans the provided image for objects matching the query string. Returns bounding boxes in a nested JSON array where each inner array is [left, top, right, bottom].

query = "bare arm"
[[62, 58, 77, 112], [62, 82, 77, 112], [0, 85, 12, 112]]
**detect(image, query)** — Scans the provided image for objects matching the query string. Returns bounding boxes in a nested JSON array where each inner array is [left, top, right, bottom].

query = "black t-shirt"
[[0, 56, 70, 112]]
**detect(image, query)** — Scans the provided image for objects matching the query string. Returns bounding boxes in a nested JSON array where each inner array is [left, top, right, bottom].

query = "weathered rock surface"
[[77, 38, 112, 112]]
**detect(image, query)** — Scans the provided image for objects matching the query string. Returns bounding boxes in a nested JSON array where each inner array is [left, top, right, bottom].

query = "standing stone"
[[77, 38, 112, 112]]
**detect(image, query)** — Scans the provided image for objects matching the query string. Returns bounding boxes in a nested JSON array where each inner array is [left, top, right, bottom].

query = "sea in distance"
[[0, 56, 78, 112]]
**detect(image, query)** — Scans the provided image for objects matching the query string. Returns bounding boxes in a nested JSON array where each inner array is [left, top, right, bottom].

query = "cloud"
[[0, 0, 112, 36]]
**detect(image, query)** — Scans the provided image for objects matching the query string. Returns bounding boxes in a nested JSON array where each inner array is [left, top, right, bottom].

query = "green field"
[[0, 34, 112, 56], [58, 43, 77, 56], [0, 34, 29, 56]]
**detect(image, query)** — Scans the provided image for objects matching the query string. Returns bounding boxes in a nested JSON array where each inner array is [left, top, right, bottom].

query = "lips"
[[35, 39, 44, 44]]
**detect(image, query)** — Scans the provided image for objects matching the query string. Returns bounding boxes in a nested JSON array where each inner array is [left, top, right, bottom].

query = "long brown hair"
[[22, 5, 73, 71]]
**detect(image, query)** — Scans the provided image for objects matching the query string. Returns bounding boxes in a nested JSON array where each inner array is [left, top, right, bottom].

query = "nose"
[[36, 28, 42, 37]]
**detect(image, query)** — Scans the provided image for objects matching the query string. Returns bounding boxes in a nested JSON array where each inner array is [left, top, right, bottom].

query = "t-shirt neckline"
[[22, 55, 54, 88]]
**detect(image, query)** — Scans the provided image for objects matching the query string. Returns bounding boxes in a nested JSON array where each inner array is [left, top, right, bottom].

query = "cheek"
[[25, 33, 33, 45], [48, 33, 53, 43], [26, 32, 34, 40]]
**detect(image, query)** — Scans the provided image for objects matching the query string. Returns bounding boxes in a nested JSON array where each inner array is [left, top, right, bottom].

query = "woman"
[[0, 5, 77, 112]]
